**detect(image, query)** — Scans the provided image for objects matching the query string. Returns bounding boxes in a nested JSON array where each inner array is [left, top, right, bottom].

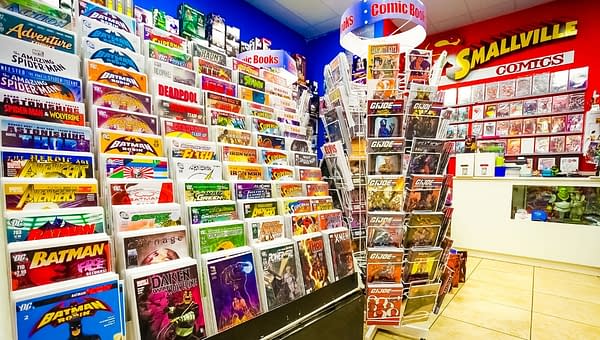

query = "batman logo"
[[99, 71, 141, 89], [88, 10, 130, 32], [89, 28, 135, 52], [106, 136, 158, 156], [90, 49, 139, 72]]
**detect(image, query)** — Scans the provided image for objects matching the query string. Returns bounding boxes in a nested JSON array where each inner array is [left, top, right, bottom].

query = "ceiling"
[[245, 0, 555, 40]]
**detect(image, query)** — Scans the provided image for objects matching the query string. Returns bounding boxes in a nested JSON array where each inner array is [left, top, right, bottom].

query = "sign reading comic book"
[[238, 49, 298, 83]]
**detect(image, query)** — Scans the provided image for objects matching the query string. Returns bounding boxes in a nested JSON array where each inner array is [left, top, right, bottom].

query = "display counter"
[[452, 177, 600, 268]]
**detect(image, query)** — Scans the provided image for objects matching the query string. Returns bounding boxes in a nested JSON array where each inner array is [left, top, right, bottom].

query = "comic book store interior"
[[2, 0, 600, 339]]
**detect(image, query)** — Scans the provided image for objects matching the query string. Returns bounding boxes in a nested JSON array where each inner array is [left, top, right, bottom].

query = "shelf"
[[445, 88, 587, 109], [446, 131, 582, 142], [448, 109, 585, 125], [505, 152, 582, 157]]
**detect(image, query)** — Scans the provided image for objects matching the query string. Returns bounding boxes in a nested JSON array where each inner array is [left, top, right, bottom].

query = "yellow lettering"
[[500, 38, 511, 55], [540, 26, 552, 42], [510, 34, 522, 52], [485, 42, 500, 63], [532, 28, 540, 44], [519, 30, 533, 48], [564, 20, 578, 37]]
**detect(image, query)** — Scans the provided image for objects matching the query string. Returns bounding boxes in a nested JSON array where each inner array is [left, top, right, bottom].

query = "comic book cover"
[[256, 242, 304, 311], [9, 235, 111, 290], [190, 42, 226, 65], [101, 155, 168, 179], [161, 118, 209, 141], [153, 78, 201, 105], [255, 133, 285, 150], [0, 35, 78, 78], [366, 248, 403, 284], [551, 116, 567, 133], [14, 275, 124, 339], [246, 216, 285, 244], [3, 178, 99, 211], [2, 0, 73, 29], [147, 59, 196, 87], [567, 114, 583, 132], [318, 210, 343, 230], [4, 206, 104, 243], [237, 71, 265, 92], [82, 39, 145, 73], [311, 196, 334, 212], [366, 224, 403, 248], [79, 15, 140, 52], [407, 211, 443, 227], [201, 74, 237, 97], [94, 106, 158, 134], [294, 234, 329, 293], [131, 261, 206, 339], [98, 130, 163, 157], [112, 203, 181, 233], [0, 8, 76, 54], [265, 165, 295, 181], [367, 211, 405, 227], [258, 148, 288, 166], [550, 70, 569, 92], [181, 181, 231, 202], [405, 115, 440, 140], [366, 100, 404, 138], [569, 93, 585, 111], [189, 201, 237, 225], [220, 144, 257, 163], [169, 138, 216, 160], [509, 101, 523, 116], [289, 152, 315, 167], [142, 25, 187, 51], [279, 197, 312, 215], [79, 0, 136, 33], [120, 227, 188, 270], [406, 140, 446, 176], [0, 63, 81, 101], [230, 58, 260, 76], [568, 66, 588, 90], [192, 221, 245, 255], [239, 85, 268, 105], [516, 76, 532, 97], [178, 3, 205, 39], [205, 91, 242, 113], [205, 250, 261, 332], [305, 182, 329, 197], [244, 101, 275, 120], [234, 181, 272, 200], [146, 40, 193, 69], [325, 228, 354, 281], [297, 167, 322, 181], [286, 138, 310, 153], [194, 58, 232, 82], [274, 181, 304, 198], [404, 225, 441, 248], [523, 99, 537, 115], [532, 72, 550, 95], [89, 82, 152, 114], [402, 295, 437, 326], [368, 152, 403, 176], [213, 126, 252, 145], [565, 135, 582, 152], [0, 89, 85, 126], [404, 175, 443, 212], [239, 199, 278, 219], [499, 79, 516, 98], [223, 163, 264, 180], [404, 248, 442, 282], [484, 82, 498, 101], [250, 117, 281, 136], [155, 97, 205, 124], [289, 213, 319, 235], [266, 82, 293, 101], [108, 179, 174, 205], [209, 108, 246, 129], [173, 158, 221, 180], [366, 284, 403, 326], [367, 175, 404, 212], [549, 135, 565, 153], [1, 148, 94, 178]]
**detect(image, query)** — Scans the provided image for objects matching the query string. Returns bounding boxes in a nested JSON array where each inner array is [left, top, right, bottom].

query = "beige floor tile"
[[535, 267, 600, 288], [466, 256, 482, 278], [374, 331, 396, 340], [442, 294, 531, 339], [533, 292, 600, 327], [469, 267, 533, 290], [477, 259, 534, 275], [531, 313, 600, 340], [429, 316, 523, 340], [457, 278, 532, 310], [534, 277, 600, 305]]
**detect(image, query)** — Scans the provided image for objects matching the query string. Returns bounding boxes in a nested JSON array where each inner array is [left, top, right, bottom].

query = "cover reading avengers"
[[1, 149, 94, 178], [14, 277, 124, 339], [3, 180, 99, 211], [0, 117, 92, 152], [0, 63, 82, 101]]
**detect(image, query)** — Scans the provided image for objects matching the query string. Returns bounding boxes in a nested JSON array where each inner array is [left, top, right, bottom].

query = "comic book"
[[290, 152, 317, 167], [93, 106, 158, 135], [205, 91, 242, 113], [310, 196, 334, 212], [145, 40, 193, 69], [238, 199, 278, 219], [187, 200, 237, 226], [404, 175, 443, 212], [223, 163, 264, 180], [305, 182, 329, 197], [297, 167, 322, 181], [294, 233, 329, 293], [532, 73, 550, 95], [406, 138, 447, 176], [220, 144, 257, 163], [88, 82, 152, 114], [273, 181, 304, 198], [244, 101, 275, 120], [79, 15, 140, 53], [287, 212, 319, 236], [245, 216, 285, 244], [100, 154, 168, 180], [234, 181, 272, 200], [569, 93, 585, 111], [82, 38, 145, 73], [190, 42, 226, 65], [484, 82, 498, 101], [367, 175, 404, 212], [254, 241, 304, 311], [258, 148, 289, 166], [404, 225, 441, 248], [286, 138, 311, 153], [366, 212, 405, 248], [230, 57, 259, 76], [111, 203, 181, 234], [129, 259, 207, 340], [168, 138, 217, 160], [1, 148, 94, 178], [172, 158, 222, 181], [4, 206, 105, 243], [154, 96, 205, 124], [568, 67, 588, 90], [79, 0, 136, 33], [402, 286, 439, 326], [203, 248, 260, 333], [2, 178, 99, 211], [9, 234, 111, 290], [318, 209, 344, 230], [366, 100, 404, 138], [366, 284, 403, 326], [107, 179, 174, 205], [550, 70, 569, 92], [201, 74, 237, 97], [254, 132, 286, 150], [213, 126, 252, 145], [190, 221, 245, 255], [249, 117, 281, 136], [2, 0, 73, 29], [0, 89, 85, 126], [162, 118, 209, 141], [147, 58, 196, 87], [208, 108, 247, 129], [323, 227, 354, 282], [142, 25, 187, 51], [366, 248, 403, 284], [0, 63, 81, 102], [153, 78, 201, 104], [180, 180, 231, 203], [236, 71, 264, 91], [178, 3, 205, 39], [118, 226, 188, 270], [264, 165, 295, 181], [367, 138, 404, 176], [404, 101, 441, 140], [13, 274, 124, 340], [404, 248, 442, 283]]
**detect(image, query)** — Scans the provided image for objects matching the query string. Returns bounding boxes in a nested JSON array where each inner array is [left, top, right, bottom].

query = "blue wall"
[[135, 0, 308, 55], [305, 30, 343, 95]]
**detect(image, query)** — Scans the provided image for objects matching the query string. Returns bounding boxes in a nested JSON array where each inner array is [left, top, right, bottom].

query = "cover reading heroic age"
[[133, 264, 206, 339], [207, 251, 261, 332], [259, 243, 304, 311], [296, 235, 329, 293], [1, 149, 94, 178], [14, 278, 124, 340]]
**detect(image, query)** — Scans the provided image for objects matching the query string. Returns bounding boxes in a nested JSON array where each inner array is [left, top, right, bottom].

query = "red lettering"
[[495, 54, 566, 76], [341, 15, 354, 31]]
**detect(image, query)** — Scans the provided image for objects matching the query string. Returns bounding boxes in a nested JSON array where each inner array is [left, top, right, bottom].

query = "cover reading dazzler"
[[13, 273, 125, 340]]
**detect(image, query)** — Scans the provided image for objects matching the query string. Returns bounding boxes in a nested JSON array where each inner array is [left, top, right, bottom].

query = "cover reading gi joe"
[[98, 130, 164, 157], [295, 233, 329, 293], [189, 201, 237, 224], [102, 155, 169, 179], [206, 249, 261, 332], [257, 242, 304, 311], [0, 117, 92, 152], [131, 260, 206, 340], [366, 100, 405, 138], [366, 248, 403, 284], [9, 235, 112, 290], [193, 221, 245, 255], [13, 275, 124, 340], [366, 284, 403, 326], [5, 206, 105, 243], [182, 181, 231, 202], [1, 149, 94, 178], [3, 178, 99, 211], [0, 89, 85, 126], [367, 175, 405, 211]]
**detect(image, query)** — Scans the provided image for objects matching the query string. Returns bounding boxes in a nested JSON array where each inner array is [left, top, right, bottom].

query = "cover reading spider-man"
[[133, 264, 206, 340], [296, 235, 329, 294], [207, 251, 261, 332], [14, 277, 124, 339]]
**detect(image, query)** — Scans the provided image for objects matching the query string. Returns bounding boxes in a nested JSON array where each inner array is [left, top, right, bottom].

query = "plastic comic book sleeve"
[[0, 63, 82, 102], [187, 200, 238, 226], [106, 178, 174, 205], [234, 181, 273, 200], [97, 129, 163, 157], [99, 154, 168, 180], [78, 15, 141, 53], [238, 198, 279, 219], [0, 116, 92, 152]]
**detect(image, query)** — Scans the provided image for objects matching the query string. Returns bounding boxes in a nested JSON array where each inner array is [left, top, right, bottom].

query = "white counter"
[[452, 176, 600, 268]]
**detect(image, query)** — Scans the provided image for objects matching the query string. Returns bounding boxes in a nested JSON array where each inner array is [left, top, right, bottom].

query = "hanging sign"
[[238, 49, 298, 83]]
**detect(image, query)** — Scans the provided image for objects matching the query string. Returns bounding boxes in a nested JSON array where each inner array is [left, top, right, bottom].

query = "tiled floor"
[[373, 257, 600, 340]]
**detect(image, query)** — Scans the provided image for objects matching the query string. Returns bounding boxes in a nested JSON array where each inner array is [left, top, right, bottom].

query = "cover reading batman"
[[14, 278, 124, 340], [207, 252, 261, 332], [259, 243, 304, 311], [133, 264, 206, 339], [297, 235, 329, 293]]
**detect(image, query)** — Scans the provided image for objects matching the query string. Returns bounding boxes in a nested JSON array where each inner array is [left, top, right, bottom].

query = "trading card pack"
[[82, 38, 145, 73], [0, 89, 85, 126], [194, 57, 233, 81], [161, 117, 210, 141], [238, 199, 279, 219], [191, 221, 245, 255], [246, 216, 285, 244], [118, 226, 188, 270], [4, 206, 105, 243], [294, 233, 329, 293], [78, 15, 140, 53], [107, 179, 174, 205], [234, 181, 273, 200], [180, 180, 231, 202], [146, 40, 193, 70], [205, 91, 242, 113], [111, 203, 181, 233], [188, 200, 237, 225], [223, 162, 264, 180], [79, 0, 136, 33], [89, 82, 152, 114], [93, 106, 158, 134], [97, 129, 163, 157], [1, 148, 94, 178], [2, 178, 99, 211], [200, 74, 237, 97], [147, 58, 195, 87], [0, 63, 81, 101]]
